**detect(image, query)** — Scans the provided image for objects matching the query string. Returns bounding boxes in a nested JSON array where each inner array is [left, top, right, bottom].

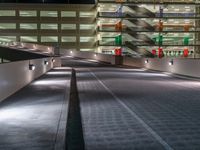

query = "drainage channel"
[[65, 69, 85, 150]]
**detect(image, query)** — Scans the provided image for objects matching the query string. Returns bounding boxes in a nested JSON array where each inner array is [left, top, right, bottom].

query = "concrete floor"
[[1, 57, 200, 150], [62, 57, 200, 150], [0, 67, 71, 150]]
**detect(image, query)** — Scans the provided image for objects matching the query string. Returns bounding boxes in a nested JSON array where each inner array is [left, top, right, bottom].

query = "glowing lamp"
[[44, 61, 49, 65], [29, 64, 35, 70], [168, 60, 173, 66]]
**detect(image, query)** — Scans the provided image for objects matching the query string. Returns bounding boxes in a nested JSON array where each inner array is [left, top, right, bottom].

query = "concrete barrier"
[[63, 50, 200, 78], [133, 58, 200, 78], [124, 57, 200, 78], [63, 50, 112, 64], [0, 57, 61, 102]]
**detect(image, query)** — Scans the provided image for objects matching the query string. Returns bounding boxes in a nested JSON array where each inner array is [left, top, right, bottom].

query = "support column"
[[58, 10, 62, 46], [16, 10, 20, 42], [37, 10, 41, 43], [195, 6, 200, 58], [76, 10, 80, 51]]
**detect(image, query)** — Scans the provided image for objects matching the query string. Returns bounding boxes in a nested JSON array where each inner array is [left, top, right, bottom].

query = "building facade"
[[0, 3, 97, 53], [0, 0, 200, 58], [97, 0, 200, 58]]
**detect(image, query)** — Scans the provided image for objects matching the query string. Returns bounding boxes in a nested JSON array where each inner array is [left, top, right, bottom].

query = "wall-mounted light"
[[21, 43, 25, 48], [29, 64, 35, 70], [94, 54, 97, 57], [168, 60, 173, 66], [70, 51, 73, 54], [33, 44, 37, 50], [145, 59, 149, 64], [44, 60, 49, 65], [52, 58, 55, 63]]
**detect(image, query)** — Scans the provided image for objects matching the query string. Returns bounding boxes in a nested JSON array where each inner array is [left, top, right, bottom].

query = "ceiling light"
[[186, 9, 191, 11], [185, 6, 190, 9]]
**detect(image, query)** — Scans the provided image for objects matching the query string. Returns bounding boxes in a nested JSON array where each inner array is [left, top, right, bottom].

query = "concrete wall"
[[63, 50, 112, 63], [53, 57, 62, 67], [128, 57, 200, 78], [124, 57, 200, 78], [123, 57, 200, 77], [64, 50, 200, 78], [0, 57, 61, 102]]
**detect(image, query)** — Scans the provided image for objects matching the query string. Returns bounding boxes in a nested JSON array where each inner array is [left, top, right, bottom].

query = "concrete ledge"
[[0, 57, 61, 102], [62, 50, 200, 79], [62, 50, 112, 64], [124, 57, 200, 79]]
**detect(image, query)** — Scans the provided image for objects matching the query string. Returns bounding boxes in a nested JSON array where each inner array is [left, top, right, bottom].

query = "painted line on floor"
[[89, 70, 174, 150]]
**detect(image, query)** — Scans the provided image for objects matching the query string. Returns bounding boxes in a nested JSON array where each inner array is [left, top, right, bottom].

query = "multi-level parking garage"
[[1, 0, 200, 58], [2, 1, 200, 150], [0, 3, 96, 52], [97, 0, 200, 58]]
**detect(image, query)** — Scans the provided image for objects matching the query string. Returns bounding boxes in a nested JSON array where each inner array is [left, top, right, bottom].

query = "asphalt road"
[[63, 57, 200, 150]]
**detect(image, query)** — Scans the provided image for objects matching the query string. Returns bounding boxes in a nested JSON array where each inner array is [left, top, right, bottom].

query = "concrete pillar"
[[76, 10, 80, 51], [58, 10, 62, 46], [111, 56, 123, 65], [37, 10, 41, 43], [195, 6, 200, 58], [16, 10, 20, 42]]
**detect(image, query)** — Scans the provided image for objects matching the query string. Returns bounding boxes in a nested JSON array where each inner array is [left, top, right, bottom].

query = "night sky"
[[0, 0, 95, 4]]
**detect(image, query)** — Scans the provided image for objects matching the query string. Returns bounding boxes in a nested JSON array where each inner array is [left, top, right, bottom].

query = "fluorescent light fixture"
[[164, 8, 168, 12], [168, 60, 173, 66], [44, 60, 49, 65], [185, 6, 190, 9], [186, 9, 191, 12], [48, 12, 57, 15], [29, 64, 35, 70], [184, 19, 190, 23], [145, 59, 149, 64], [174, 8, 179, 11]]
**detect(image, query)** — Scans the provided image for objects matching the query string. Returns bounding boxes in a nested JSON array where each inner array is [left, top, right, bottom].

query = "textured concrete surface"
[[0, 67, 71, 150], [63, 57, 200, 150]]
